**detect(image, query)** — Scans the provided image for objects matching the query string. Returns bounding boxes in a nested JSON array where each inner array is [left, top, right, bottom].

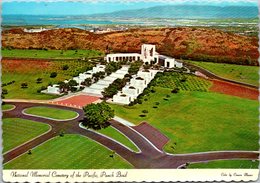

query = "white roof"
[[106, 53, 141, 56]]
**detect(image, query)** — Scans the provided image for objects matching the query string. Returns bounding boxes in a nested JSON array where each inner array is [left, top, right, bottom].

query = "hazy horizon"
[[3, 0, 258, 16]]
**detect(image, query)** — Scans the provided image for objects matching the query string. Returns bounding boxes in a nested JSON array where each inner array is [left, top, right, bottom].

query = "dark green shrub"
[[21, 82, 28, 88], [50, 72, 57, 78], [62, 65, 69, 70]]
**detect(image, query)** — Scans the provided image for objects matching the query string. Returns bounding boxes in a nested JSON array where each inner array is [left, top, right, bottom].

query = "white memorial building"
[[112, 69, 160, 105], [106, 44, 183, 68]]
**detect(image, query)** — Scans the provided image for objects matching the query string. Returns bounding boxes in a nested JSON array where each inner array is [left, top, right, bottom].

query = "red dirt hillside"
[[2, 27, 259, 65]]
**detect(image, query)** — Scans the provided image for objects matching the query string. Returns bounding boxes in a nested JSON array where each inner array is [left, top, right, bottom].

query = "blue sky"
[[2, 0, 258, 15]]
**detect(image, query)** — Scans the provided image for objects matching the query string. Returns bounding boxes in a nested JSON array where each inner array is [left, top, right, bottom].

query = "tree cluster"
[[128, 61, 143, 75], [93, 71, 106, 82], [58, 79, 78, 93], [102, 78, 127, 99], [105, 62, 122, 75], [81, 102, 114, 130]]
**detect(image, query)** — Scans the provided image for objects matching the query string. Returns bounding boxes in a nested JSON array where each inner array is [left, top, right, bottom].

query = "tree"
[[2, 88, 8, 95], [36, 78, 43, 84], [68, 79, 78, 87], [62, 65, 69, 70], [105, 62, 121, 75], [68, 79, 78, 92], [82, 78, 92, 87], [37, 86, 47, 93], [171, 88, 179, 93], [142, 110, 148, 114], [81, 102, 114, 130], [2, 88, 8, 100], [21, 82, 28, 88], [59, 81, 70, 93], [102, 85, 118, 98], [50, 72, 57, 78]]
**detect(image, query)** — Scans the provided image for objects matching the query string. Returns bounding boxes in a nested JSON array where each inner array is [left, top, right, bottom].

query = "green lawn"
[[188, 160, 259, 169], [24, 106, 78, 120], [150, 72, 212, 92], [2, 54, 95, 100], [4, 134, 133, 169], [109, 87, 259, 154], [2, 73, 65, 100], [3, 118, 50, 153], [2, 104, 15, 111], [97, 126, 139, 152], [188, 61, 258, 86], [2, 49, 104, 59]]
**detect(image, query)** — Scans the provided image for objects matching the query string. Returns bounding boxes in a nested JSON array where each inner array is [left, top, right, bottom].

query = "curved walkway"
[[3, 102, 84, 164], [3, 102, 259, 168]]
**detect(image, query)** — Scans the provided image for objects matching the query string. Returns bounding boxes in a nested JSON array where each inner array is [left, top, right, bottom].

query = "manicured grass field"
[[4, 134, 133, 169], [188, 160, 259, 169], [188, 61, 258, 86], [98, 126, 139, 152], [24, 106, 78, 120], [2, 104, 15, 111], [2, 59, 93, 99], [3, 118, 50, 153], [2, 49, 104, 59], [109, 87, 259, 154]]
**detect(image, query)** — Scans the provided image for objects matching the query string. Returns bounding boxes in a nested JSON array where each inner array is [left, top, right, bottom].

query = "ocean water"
[[2, 5, 258, 27], [2, 15, 131, 26]]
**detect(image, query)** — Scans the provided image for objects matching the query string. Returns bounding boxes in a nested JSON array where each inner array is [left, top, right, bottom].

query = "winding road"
[[3, 102, 259, 168]]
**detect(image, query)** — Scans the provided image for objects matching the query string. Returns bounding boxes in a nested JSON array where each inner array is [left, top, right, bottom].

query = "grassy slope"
[[3, 118, 50, 153], [188, 160, 259, 169], [189, 61, 258, 86], [4, 134, 133, 169], [24, 107, 78, 120], [109, 87, 259, 154], [2, 59, 94, 100], [98, 126, 139, 152], [2, 104, 15, 111], [2, 49, 104, 59], [2, 73, 67, 100]]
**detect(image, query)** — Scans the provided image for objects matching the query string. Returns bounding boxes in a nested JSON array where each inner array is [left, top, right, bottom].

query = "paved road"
[[3, 102, 85, 163], [3, 102, 259, 168]]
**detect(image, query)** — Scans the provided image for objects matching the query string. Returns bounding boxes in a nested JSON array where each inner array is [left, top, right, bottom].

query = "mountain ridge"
[[88, 5, 258, 19], [2, 27, 258, 66]]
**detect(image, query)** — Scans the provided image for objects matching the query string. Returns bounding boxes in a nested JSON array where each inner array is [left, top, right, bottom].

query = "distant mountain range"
[[2, 5, 258, 26], [89, 5, 258, 19]]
